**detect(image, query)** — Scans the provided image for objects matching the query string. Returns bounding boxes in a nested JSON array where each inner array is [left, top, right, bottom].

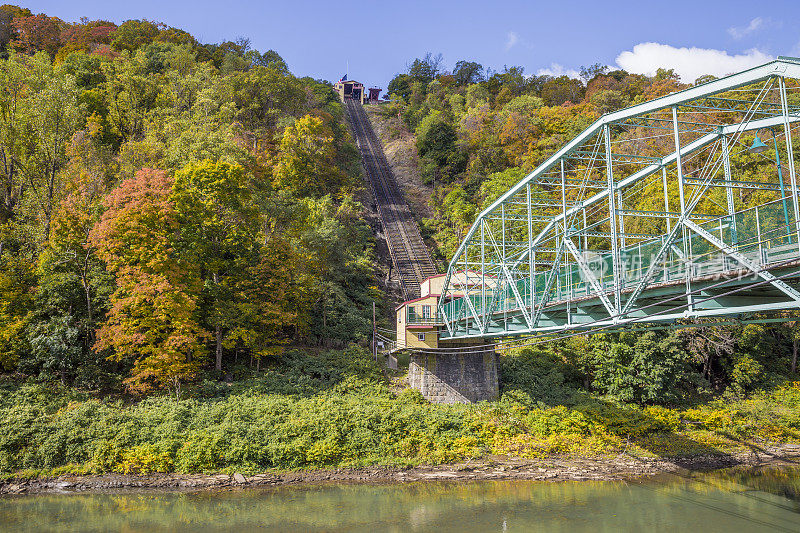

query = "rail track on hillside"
[[346, 99, 438, 300]]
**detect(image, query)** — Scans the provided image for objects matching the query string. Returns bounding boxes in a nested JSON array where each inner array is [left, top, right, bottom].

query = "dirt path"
[[4, 445, 799, 495]]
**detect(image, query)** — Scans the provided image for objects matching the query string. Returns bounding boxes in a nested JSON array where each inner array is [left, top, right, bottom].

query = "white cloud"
[[536, 63, 580, 79], [727, 17, 768, 40], [616, 43, 773, 83], [505, 31, 519, 51]]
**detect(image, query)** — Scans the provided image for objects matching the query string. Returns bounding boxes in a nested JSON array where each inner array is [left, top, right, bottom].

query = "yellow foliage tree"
[[273, 114, 347, 197]]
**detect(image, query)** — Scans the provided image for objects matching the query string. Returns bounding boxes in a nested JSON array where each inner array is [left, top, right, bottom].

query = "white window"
[[417, 333, 426, 341], [422, 305, 431, 319]]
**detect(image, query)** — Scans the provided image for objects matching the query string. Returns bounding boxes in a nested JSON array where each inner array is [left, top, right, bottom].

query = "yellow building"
[[395, 271, 496, 350], [396, 292, 440, 350], [333, 79, 365, 104]]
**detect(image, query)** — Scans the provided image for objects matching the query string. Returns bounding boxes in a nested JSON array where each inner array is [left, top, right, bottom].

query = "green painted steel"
[[439, 58, 800, 340]]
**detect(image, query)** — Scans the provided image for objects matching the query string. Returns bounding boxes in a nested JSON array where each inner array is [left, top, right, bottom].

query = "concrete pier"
[[408, 349, 498, 403]]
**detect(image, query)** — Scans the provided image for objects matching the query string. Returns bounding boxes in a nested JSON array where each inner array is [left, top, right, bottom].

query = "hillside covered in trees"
[[379, 54, 789, 259], [0, 5, 379, 395], [0, 7, 799, 482]]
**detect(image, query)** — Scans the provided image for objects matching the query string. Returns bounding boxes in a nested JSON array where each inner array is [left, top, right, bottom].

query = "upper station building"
[[333, 77, 364, 104]]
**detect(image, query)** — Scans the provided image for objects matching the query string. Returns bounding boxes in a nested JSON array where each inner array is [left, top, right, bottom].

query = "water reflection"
[[1, 466, 799, 532]]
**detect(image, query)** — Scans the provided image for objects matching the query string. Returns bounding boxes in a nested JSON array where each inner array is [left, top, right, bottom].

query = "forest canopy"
[[0, 5, 377, 396]]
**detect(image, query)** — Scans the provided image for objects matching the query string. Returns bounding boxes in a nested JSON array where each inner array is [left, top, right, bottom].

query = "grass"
[[1, 348, 799, 480]]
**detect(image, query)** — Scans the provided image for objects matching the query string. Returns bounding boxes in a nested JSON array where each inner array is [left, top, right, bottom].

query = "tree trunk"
[[215, 325, 222, 372], [793, 338, 798, 374], [213, 271, 222, 371], [81, 259, 93, 343], [322, 300, 327, 347]]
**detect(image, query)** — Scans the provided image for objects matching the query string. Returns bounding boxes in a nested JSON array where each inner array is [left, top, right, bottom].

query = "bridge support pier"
[[408, 345, 498, 404]]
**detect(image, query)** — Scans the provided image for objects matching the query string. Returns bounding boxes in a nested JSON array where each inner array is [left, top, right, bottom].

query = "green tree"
[[585, 331, 691, 404], [453, 60, 484, 86], [171, 160, 260, 372], [24, 53, 83, 238], [0, 252, 34, 370], [297, 195, 375, 346], [387, 73, 411, 100], [111, 19, 160, 53], [25, 314, 83, 385], [227, 237, 313, 363], [273, 114, 347, 197], [0, 51, 28, 224]]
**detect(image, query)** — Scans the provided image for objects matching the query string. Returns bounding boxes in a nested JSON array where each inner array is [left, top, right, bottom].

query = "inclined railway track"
[[346, 99, 438, 300]]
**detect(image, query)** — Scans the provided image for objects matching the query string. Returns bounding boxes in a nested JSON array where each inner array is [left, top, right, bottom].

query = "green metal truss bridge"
[[438, 57, 800, 341]]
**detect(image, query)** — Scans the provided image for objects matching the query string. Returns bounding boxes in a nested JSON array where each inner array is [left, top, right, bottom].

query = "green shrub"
[[585, 331, 693, 404], [1, 348, 799, 477], [396, 388, 426, 405], [176, 432, 224, 473], [116, 444, 174, 474], [498, 347, 582, 406]]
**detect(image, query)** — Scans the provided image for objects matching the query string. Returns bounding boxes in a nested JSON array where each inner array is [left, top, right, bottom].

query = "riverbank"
[[4, 445, 800, 495], [3, 350, 800, 495]]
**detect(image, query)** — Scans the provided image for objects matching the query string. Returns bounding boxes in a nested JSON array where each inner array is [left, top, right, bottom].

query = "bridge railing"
[[441, 197, 800, 328]]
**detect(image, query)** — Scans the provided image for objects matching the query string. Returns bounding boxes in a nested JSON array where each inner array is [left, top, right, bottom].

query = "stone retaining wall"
[[408, 350, 498, 403]]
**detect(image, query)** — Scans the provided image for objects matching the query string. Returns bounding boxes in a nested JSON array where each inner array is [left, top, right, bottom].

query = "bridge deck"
[[440, 198, 800, 338]]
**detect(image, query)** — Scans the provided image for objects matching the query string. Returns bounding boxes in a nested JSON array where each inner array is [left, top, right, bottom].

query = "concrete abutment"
[[408, 346, 498, 404]]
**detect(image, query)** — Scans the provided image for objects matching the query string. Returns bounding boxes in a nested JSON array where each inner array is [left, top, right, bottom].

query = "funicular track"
[[346, 99, 438, 300]]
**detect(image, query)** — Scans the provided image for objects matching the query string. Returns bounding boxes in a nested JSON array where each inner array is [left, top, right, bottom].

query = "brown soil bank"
[[3, 445, 799, 495]]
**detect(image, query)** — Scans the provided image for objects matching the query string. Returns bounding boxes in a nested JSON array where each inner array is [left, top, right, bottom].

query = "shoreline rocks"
[[2, 445, 799, 496]]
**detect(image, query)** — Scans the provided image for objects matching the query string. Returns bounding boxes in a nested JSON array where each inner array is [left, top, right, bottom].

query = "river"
[[1, 466, 799, 532]]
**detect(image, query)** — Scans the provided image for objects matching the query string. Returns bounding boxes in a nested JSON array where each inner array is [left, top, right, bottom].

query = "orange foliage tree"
[[91, 168, 206, 398], [10, 14, 64, 57]]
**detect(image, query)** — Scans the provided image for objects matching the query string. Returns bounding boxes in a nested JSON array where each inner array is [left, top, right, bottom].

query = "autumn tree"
[[57, 19, 116, 59], [10, 14, 63, 58], [0, 5, 31, 54], [38, 131, 116, 344], [540, 75, 584, 106], [91, 168, 206, 397], [25, 173, 116, 387], [171, 160, 260, 372]]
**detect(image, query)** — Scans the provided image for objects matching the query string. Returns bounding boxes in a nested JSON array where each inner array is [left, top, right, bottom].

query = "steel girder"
[[439, 57, 800, 340]]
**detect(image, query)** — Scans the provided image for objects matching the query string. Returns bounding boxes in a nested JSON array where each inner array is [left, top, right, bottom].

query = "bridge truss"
[[439, 57, 800, 340]]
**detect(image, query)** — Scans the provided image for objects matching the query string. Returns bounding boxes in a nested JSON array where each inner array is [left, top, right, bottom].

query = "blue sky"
[[18, 0, 800, 88]]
